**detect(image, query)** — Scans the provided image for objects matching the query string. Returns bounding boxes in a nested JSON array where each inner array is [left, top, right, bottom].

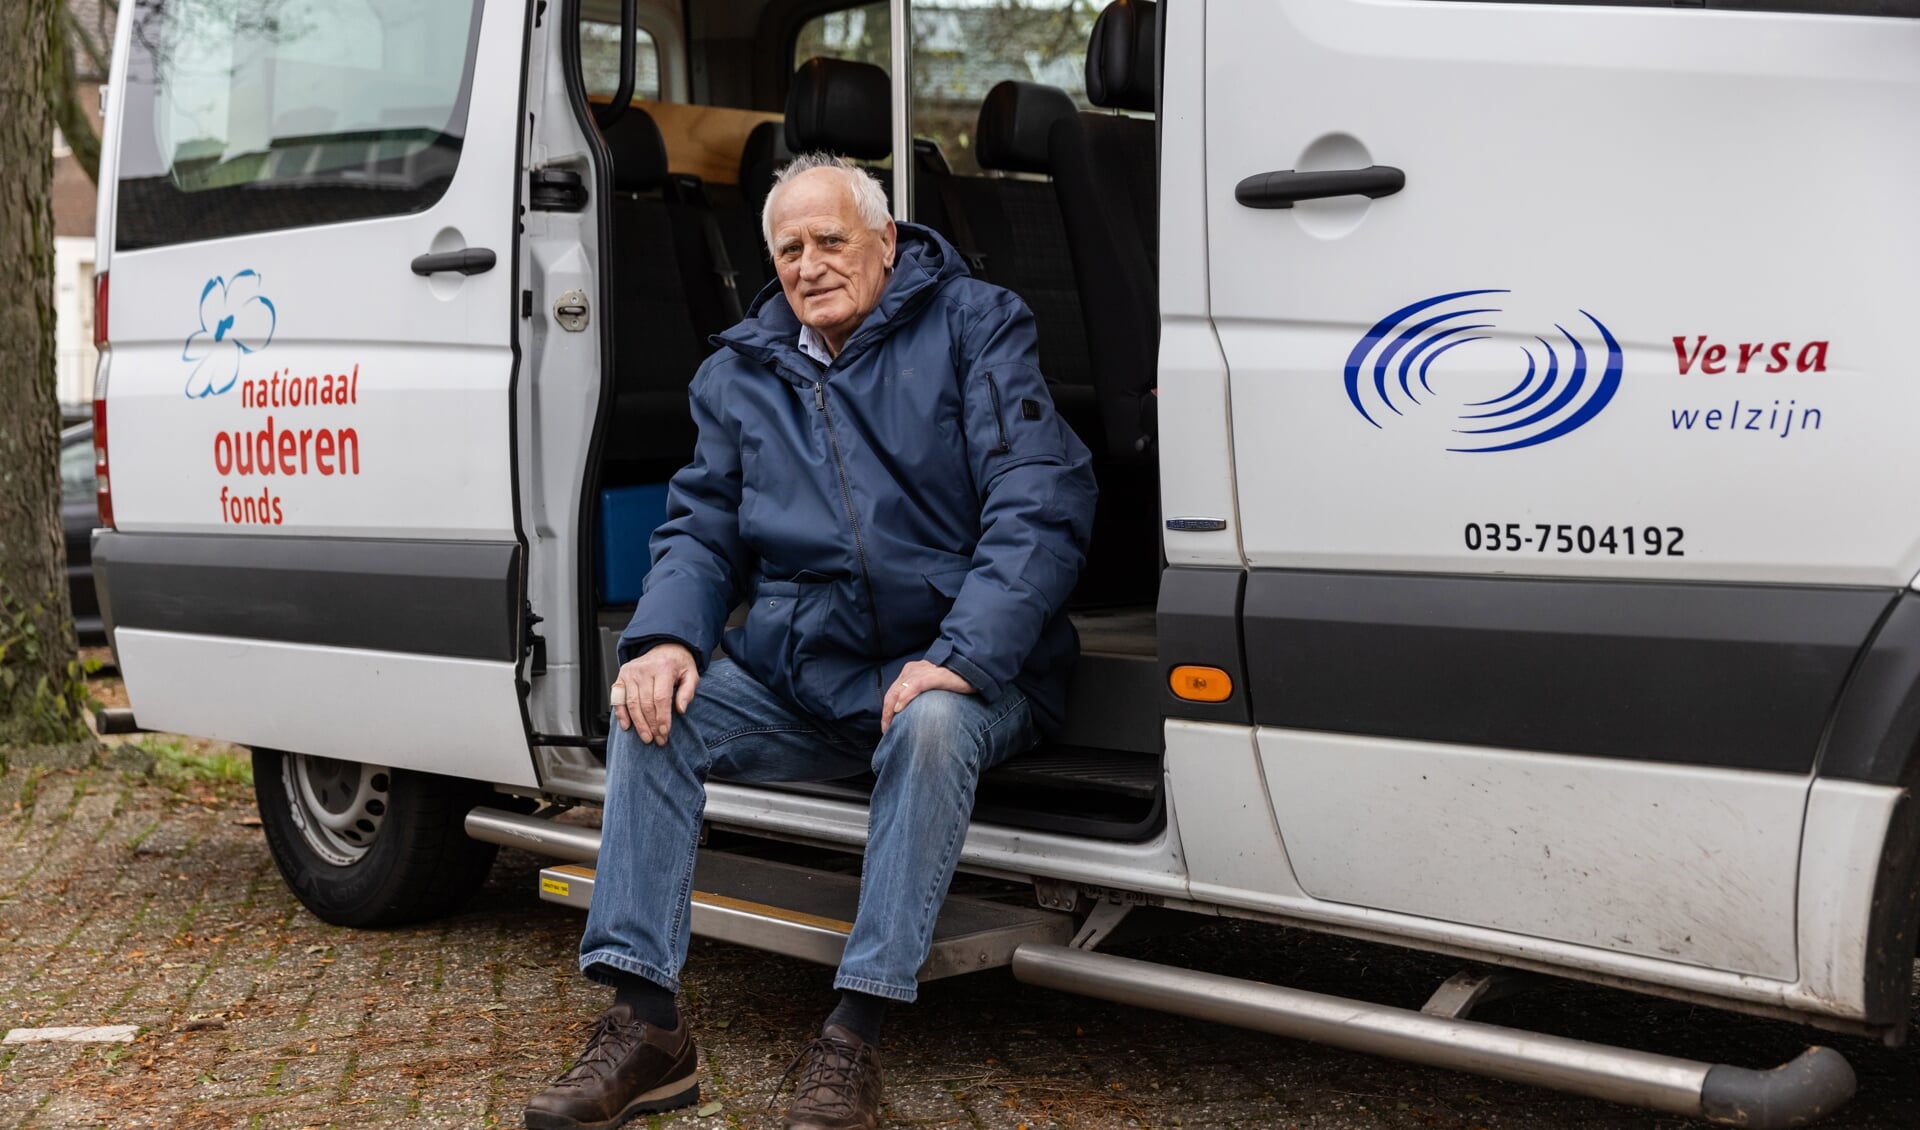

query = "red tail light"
[[93, 395, 113, 529], [93, 271, 113, 528], [93, 271, 108, 349]]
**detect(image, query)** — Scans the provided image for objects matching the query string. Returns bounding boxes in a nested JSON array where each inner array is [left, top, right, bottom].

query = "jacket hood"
[[715, 222, 967, 380]]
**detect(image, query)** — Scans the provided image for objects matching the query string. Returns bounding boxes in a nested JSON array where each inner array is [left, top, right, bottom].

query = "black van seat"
[[601, 108, 712, 464], [970, 81, 1097, 445], [787, 57, 892, 161], [739, 119, 792, 222], [784, 57, 952, 225], [1049, 0, 1159, 460], [723, 120, 792, 298]]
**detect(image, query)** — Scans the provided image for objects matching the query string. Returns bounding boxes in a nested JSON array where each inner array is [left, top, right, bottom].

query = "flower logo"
[[182, 271, 276, 398]]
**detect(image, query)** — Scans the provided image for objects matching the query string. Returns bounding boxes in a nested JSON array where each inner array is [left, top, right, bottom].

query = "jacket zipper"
[[813, 381, 885, 687], [983, 373, 1012, 455]]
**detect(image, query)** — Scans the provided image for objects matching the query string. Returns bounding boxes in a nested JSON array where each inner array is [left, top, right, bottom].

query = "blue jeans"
[[579, 658, 1038, 1002]]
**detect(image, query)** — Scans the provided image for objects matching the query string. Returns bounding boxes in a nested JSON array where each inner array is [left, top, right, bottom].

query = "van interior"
[[576, 0, 1167, 841]]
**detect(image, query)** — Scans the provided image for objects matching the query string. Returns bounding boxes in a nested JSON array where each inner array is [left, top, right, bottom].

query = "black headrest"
[[976, 81, 1076, 175], [786, 57, 891, 161], [739, 120, 791, 186], [603, 107, 668, 192], [738, 119, 793, 215], [1085, 0, 1157, 113]]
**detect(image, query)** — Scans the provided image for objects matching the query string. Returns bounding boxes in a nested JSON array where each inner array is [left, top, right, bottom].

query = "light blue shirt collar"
[[797, 324, 834, 367]]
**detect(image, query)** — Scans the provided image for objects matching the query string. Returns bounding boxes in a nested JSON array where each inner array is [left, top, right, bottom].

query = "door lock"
[[554, 290, 590, 332]]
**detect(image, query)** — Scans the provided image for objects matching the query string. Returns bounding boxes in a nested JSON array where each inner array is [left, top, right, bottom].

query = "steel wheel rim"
[[283, 754, 393, 866]]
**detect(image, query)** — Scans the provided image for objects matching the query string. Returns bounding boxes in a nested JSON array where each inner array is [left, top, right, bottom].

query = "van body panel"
[[1155, 0, 1243, 567], [98, 0, 536, 782], [112, 629, 539, 788], [1262, 728, 1805, 979], [1199, 0, 1909, 1012], [1165, 719, 1302, 900], [1796, 780, 1900, 1020], [103, 336, 517, 539], [102, 0, 524, 542], [1206, 0, 1920, 586], [520, 0, 617, 751]]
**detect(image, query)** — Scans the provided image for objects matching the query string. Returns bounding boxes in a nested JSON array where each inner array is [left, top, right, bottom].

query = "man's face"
[[768, 168, 896, 354]]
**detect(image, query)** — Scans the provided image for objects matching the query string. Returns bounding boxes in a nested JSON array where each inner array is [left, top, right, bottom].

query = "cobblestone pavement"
[[4, 751, 1919, 1130]]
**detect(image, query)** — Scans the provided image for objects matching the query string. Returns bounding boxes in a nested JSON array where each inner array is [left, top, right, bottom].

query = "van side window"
[[114, 0, 485, 251], [579, 21, 662, 102], [794, 2, 890, 71], [793, 0, 1101, 177]]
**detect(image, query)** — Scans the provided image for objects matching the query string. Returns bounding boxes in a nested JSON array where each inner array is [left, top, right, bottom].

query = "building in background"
[[55, 0, 113, 414]]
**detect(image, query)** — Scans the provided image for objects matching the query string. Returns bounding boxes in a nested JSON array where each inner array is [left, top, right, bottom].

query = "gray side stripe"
[[1242, 569, 1892, 775], [94, 531, 522, 663]]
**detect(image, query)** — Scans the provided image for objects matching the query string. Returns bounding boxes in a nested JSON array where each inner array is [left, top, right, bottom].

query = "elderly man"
[[525, 154, 1097, 1130]]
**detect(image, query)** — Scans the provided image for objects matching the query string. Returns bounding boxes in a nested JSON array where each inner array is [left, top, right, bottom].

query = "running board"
[[1010, 945, 1856, 1129], [536, 852, 1071, 982]]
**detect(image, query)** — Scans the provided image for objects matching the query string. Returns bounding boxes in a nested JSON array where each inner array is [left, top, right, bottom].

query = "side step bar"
[[1011, 945, 1856, 1130], [467, 807, 598, 863], [466, 808, 1071, 981]]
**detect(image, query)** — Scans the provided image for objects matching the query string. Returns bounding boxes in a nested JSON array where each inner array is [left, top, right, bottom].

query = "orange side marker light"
[[1170, 665, 1232, 703]]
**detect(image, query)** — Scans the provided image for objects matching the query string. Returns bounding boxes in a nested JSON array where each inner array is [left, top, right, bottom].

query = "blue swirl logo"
[[1344, 289, 1622, 453]]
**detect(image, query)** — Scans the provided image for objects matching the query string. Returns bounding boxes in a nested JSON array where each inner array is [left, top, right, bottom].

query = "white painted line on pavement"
[[2, 1025, 139, 1044]]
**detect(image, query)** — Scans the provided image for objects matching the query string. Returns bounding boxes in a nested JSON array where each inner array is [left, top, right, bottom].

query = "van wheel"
[[252, 749, 499, 928]]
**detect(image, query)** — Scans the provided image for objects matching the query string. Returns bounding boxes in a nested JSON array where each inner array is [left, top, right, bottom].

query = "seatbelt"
[[668, 173, 745, 325], [931, 175, 990, 282]]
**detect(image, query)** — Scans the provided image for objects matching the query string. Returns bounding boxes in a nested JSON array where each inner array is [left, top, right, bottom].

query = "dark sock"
[[824, 990, 888, 1045], [610, 972, 680, 1030]]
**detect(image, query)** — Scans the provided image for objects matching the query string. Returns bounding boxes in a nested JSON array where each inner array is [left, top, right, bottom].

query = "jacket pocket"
[[747, 575, 850, 702], [924, 567, 971, 601], [737, 578, 801, 685]]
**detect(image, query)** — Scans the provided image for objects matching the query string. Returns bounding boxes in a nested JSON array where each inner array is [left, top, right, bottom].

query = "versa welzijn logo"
[[1344, 289, 1623, 453]]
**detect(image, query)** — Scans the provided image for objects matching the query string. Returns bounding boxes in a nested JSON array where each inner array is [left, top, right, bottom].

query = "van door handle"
[[410, 248, 497, 276], [1235, 166, 1405, 209]]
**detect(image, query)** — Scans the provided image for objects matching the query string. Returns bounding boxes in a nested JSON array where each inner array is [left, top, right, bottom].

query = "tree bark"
[[0, 0, 89, 746]]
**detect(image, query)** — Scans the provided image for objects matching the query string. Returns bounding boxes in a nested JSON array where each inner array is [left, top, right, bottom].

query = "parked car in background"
[[60, 422, 102, 644]]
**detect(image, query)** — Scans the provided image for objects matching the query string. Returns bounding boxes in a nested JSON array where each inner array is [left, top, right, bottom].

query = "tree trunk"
[[0, 0, 89, 746]]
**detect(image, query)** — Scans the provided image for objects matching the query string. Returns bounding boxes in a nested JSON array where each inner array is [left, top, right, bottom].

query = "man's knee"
[[605, 706, 705, 773], [880, 690, 984, 773]]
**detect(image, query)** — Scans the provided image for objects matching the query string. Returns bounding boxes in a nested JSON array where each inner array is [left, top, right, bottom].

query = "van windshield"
[[114, 0, 485, 251]]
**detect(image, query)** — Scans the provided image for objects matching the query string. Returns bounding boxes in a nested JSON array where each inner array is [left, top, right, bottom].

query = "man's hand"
[[613, 643, 699, 746], [881, 659, 975, 735]]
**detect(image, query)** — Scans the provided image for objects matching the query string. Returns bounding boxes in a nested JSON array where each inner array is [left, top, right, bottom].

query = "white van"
[[90, 0, 1919, 1121]]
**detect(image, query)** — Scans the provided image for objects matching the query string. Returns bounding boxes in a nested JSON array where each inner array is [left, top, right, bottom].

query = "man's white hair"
[[760, 153, 892, 252]]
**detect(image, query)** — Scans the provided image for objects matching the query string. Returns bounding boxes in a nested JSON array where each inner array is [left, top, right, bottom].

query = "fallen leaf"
[[696, 1101, 723, 1118]]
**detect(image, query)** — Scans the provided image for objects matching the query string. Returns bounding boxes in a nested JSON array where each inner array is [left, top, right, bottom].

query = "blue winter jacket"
[[616, 223, 1098, 735]]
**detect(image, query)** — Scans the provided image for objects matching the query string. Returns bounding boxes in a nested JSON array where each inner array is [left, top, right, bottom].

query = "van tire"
[[252, 749, 500, 928]]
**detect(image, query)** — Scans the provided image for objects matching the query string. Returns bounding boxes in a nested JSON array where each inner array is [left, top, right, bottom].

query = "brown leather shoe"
[[524, 1004, 699, 1130], [778, 1024, 885, 1130]]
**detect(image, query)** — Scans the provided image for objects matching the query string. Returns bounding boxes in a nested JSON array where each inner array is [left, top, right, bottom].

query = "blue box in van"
[[597, 484, 672, 604]]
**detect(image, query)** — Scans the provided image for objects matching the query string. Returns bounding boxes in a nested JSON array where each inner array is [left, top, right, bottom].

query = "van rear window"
[[114, 0, 484, 251]]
